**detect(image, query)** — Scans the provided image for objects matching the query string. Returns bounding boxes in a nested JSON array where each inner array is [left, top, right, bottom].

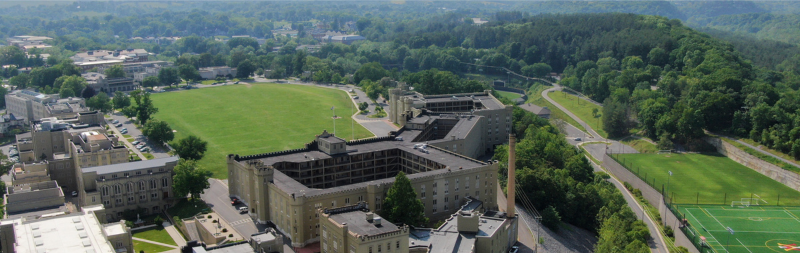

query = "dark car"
[[232, 198, 241, 205]]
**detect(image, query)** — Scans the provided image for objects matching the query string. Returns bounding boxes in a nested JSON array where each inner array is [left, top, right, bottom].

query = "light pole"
[[664, 171, 672, 221]]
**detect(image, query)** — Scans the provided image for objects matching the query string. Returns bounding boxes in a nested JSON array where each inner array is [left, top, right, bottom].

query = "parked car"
[[239, 207, 248, 213], [352, 96, 359, 99], [509, 246, 519, 253], [575, 137, 581, 141], [120, 130, 128, 134], [71, 191, 78, 197], [121, 128, 128, 131], [131, 141, 140, 145], [232, 198, 241, 205], [111, 119, 119, 124], [234, 81, 239, 84]]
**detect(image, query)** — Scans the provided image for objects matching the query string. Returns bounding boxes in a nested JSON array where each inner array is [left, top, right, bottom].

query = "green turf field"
[[151, 83, 374, 178], [615, 153, 800, 206], [676, 204, 800, 253], [496, 90, 523, 100], [549, 90, 606, 138]]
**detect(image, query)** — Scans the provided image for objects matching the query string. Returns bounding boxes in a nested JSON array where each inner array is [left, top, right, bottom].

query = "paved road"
[[200, 179, 265, 240], [108, 113, 171, 159], [719, 134, 800, 168], [590, 158, 669, 253], [105, 117, 146, 160]]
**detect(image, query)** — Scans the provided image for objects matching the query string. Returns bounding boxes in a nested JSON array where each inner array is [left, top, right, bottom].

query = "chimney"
[[507, 134, 516, 218], [365, 212, 374, 222]]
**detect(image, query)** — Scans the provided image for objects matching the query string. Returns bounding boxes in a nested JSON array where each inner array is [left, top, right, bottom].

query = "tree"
[[358, 102, 368, 111], [58, 76, 87, 99], [142, 76, 160, 88], [381, 172, 428, 227], [236, 60, 256, 79], [227, 37, 259, 50], [121, 106, 137, 119], [178, 64, 200, 84], [82, 86, 96, 99], [172, 135, 208, 161], [112, 91, 131, 110], [104, 64, 125, 78], [9, 73, 30, 88], [158, 67, 181, 87], [0, 46, 25, 66], [87, 92, 112, 113], [353, 62, 389, 84], [136, 93, 158, 125], [142, 119, 174, 146], [172, 159, 212, 199], [521, 63, 552, 78], [541, 205, 562, 232]]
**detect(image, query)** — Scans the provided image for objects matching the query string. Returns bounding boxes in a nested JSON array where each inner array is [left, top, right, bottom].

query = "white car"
[[131, 141, 140, 145], [71, 191, 78, 197]]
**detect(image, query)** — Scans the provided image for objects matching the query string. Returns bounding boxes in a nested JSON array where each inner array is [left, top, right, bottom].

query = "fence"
[[603, 154, 701, 253]]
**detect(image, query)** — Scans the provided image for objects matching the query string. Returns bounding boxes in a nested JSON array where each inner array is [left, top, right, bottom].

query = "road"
[[200, 179, 265, 240], [541, 83, 667, 253], [108, 113, 171, 159], [590, 158, 669, 253]]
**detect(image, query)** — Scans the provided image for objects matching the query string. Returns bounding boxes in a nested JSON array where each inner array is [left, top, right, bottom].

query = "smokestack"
[[507, 134, 516, 218]]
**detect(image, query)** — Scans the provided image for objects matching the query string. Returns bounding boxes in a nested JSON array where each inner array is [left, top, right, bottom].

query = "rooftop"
[[82, 156, 179, 175], [329, 211, 398, 237], [4, 206, 116, 253]]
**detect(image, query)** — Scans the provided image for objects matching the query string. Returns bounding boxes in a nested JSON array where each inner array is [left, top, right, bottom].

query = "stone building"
[[78, 157, 179, 221], [318, 202, 409, 253], [199, 66, 237, 80], [3, 180, 65, 214], [388, 88, 512, 157], [82, 72, 138, 93], [228, 130, 498, 248], [0, 205, 133, 253]]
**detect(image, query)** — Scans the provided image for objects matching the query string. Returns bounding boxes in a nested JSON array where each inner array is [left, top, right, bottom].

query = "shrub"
[[207, 215, 212, 219], [125, 221, 134, 228], [154, 216, 164, 227], [212, 220, 218, 223], [229, 234, 234, 238], [623, 182, 632, 191], [222, 228, 228, 232], [664, 225, 674, 238]]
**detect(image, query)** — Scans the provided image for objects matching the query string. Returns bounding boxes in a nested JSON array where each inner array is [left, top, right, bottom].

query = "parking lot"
[[107, 113, 171, 159]]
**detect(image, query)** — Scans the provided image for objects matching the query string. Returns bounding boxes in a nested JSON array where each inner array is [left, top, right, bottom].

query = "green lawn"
[[525, 84, 588, 133], [133, 227, 177, 246], [720, 137, 800, 173], [143, 153, 155, 160], [616, 153, 800, 206], [150, 83, 374, 178], [548, 90, 606, 138], [496, 90, 522, 101], [133, 240, 174, 253], [621, 138, 659, 153]]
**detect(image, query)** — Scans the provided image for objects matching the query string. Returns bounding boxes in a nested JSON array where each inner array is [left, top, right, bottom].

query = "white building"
[[199, 66, 237, 80]]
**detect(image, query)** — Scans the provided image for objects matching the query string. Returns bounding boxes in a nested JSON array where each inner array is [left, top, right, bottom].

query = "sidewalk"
[[132, 237, 179, 249], [163, 222, 187, 247]]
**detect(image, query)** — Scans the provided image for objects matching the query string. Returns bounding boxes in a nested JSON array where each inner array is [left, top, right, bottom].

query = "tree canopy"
[[381, 172, 428, 227], [172, 159, 213, 199]]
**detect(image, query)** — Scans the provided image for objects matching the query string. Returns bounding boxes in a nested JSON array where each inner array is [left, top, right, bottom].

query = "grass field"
[[615, 153, 800, 206], [133, 227, 177, 246], [496, 90, 523, 100], [676, 204, 800, 253], [621, 138, 659, 153], [548, 90, 606, 138], [151, 83, 373, 178], [133, 240, 174, 253], [525, 84, 588, 133]]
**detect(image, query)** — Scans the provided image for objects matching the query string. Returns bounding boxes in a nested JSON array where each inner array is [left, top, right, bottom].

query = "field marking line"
[[736, 238, 753, 253], [686, 209, 722, 252], [784, 210, 800, 224], [700, 208, 729, 230], [707, 230, 800, 234]]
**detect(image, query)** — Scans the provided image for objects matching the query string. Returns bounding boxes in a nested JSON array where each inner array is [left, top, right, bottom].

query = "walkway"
[[588, 156, 670, 253], [132, 237, 179, 249], [163, 222, 187, 246], [541, 85, 601, 139]]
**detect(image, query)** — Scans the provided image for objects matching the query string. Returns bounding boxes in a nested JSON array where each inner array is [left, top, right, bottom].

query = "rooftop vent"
[[373, 217, 382, 226]]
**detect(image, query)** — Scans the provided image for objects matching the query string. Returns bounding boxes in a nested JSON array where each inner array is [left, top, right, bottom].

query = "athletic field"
[[615, 153, 800, 206], [151, 83, 374, 178], [676, 204, 800, 253]]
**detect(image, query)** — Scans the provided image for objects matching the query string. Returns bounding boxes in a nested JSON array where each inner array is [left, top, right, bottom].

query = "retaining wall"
[[603, 154, 700, 253], [705, 137, 800, 191]]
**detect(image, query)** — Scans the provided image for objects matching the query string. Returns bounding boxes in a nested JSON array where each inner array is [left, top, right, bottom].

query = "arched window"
[[126, 182, 134, 193], [161, 177, 168, 187], [101, 186, 109, 196], [113, 184, 121, 195], [138, 181, 146, 191], [149, 179, 157, 189]]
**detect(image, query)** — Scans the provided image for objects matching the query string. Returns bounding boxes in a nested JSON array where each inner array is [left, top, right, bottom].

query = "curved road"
[[542, 84, 669, 253]]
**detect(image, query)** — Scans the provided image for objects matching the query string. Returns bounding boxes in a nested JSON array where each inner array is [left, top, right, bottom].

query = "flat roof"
[[329, 211, 398, 236], [10, 211, 115, 253], [81, 156, 179, 174]]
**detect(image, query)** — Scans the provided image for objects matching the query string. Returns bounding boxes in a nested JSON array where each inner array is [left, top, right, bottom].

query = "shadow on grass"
[[168, 198, 210, 219]]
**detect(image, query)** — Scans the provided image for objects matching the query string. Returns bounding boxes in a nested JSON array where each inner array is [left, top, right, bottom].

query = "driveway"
[[108, 113, 171, 159], [200, 179, 267, 240]]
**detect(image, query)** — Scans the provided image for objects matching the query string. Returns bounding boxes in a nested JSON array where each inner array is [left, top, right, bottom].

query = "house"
[[519, 103, 551, 119]]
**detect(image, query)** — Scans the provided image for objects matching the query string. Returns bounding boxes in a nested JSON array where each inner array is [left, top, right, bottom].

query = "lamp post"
[[664, 171, 672, 221]]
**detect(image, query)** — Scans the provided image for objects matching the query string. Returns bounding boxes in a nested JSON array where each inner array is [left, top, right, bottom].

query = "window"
[[128, 197, 134, 202], [151, 193, 158, 199], [123, 173, 129, 177], [115, 198, 122, 205], [378, 245, 381, 252], [358, 195, 363, 202], [420, 185, 426, 198], [444, 180, 449, 194], [161, 178, 168, 187], [465, 177, 470, 190], [432, 182, 437, 196], [455, 195, 459, 203], [138, 181, 145, 191], [139, 195, 146, 200], [149, 179, 156, 189], [114, 185, 121, 195], [92, 196, 96, 203], [397, 241, 400, 249], [432, 199, 437, 205], [101, 186, 109, 196], [112, 174, 118, 179], [136, 171, 141, 175], [345, 198, 350, 204], [445, 197, 449, 203], [369, 247, 373, 253], [152, 206, 159, 211], [455, 178, 459, 191], [103, 200, 110, 206], [126, 183, 133, 193]]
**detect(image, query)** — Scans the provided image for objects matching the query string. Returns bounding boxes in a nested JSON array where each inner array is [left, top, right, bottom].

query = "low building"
[[0, 113, 24, 135], [330, 35, 365, 45], [82, 72, 138, 93], [319, 202, 410, 253], [199, 66, 237, 80], [97, 60, 172, 78], [4, 180, 65, 214], [71, 49, 149, 65], [5, 90, 91, 123], [77, 157, 179, 221], [183, 227, 284, 253], [408, 198, 517, 253], [0, 205, 133, 253], [518, 103, 551, 119]]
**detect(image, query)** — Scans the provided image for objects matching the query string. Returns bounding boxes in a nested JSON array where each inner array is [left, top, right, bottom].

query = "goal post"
[[731, 201, 750, 208]]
